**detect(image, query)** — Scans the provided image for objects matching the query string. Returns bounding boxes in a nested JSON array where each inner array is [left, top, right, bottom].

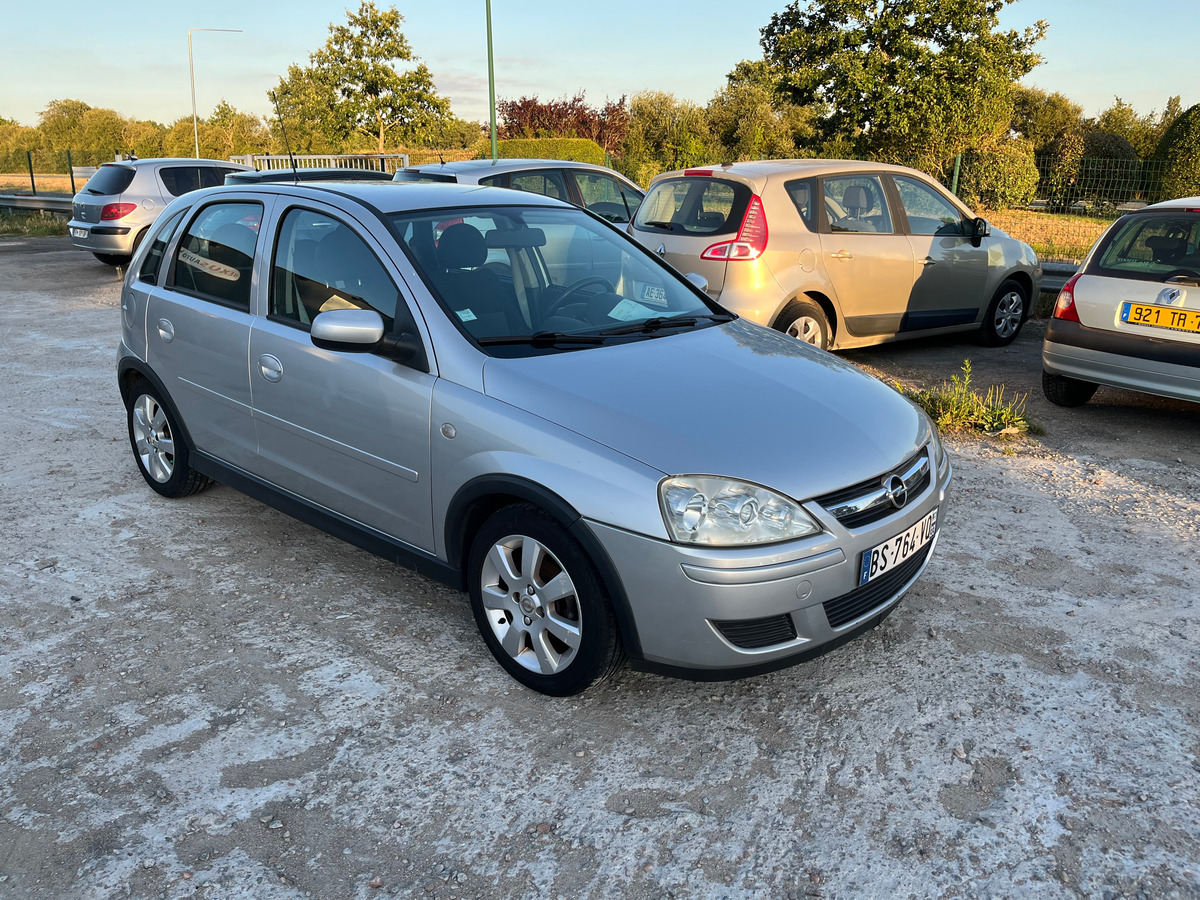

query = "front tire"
[[126, 383, 213, 497], [982, 279, 1028, 346], [467, 503, 623, 695], [775, 298, 832, 350], [1042, 371, 1098, 407]]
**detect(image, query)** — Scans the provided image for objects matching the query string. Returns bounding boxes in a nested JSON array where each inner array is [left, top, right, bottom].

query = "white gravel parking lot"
[[1, 236, 1198, 900]]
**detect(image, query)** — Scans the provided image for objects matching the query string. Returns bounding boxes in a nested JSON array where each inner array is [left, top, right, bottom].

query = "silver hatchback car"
[[117, 181, 951, 695], [70, 158, 251, 265]]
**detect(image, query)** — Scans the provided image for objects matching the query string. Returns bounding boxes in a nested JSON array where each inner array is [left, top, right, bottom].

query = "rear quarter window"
[[159, 167, 204, 197], [1091, 213, 1200, 282], [82, 165, 135, 196], [633, 177, 750, 235]]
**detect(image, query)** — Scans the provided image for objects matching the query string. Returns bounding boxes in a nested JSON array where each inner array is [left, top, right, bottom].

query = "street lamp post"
[[188, 27, 242, 159], [486, 0, 497, 163]]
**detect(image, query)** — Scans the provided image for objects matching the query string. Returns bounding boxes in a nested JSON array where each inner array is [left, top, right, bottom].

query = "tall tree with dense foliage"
[[1011, 86, 1083, 154], [274, 2, 452, 152], [757, 0, 1047, 175], [616, 91, 715, 185], [1094, 96, 1182, 160], [1154, 103, 1200, 199]]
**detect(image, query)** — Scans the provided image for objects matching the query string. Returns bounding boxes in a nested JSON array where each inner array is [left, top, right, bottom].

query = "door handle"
[[258, 354, 283, 383], [831, 250, 854, 260], [156, 318, 174, 343], [918, 256, 936, 266]]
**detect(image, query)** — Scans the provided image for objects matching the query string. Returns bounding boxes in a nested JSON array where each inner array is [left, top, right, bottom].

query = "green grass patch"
[[0, 212, 68, 237], [895, 360, 1042, 437]]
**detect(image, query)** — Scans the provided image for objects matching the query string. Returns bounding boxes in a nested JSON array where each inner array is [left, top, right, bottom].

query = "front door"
[[891, 175, 988, 331], [248, 204, 436, 552], [817, 174, 916, 337]]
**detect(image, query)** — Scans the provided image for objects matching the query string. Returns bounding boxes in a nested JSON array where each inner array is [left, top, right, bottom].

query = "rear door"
[[630, 175, 754, 296], [1074, 210, 1200, 347], [816, 173, 916, 336]]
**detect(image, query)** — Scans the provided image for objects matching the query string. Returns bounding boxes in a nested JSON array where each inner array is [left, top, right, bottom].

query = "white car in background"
[[1042, 197, 1200, 406]]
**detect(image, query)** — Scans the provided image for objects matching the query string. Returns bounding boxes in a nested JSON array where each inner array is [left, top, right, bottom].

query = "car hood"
[[482, 319, 931, 501]]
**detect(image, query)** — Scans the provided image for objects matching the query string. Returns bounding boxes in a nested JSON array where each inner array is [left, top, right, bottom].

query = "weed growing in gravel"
[[0, 212, 67, 237], [896, 360, 1042, 437]]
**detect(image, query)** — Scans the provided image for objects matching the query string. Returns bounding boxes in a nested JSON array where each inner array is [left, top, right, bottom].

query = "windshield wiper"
[[599, 312, 735, 336], [476, 331, 609, 347], [642, 221, 676, 231], [1165, 273, 1200, 286]]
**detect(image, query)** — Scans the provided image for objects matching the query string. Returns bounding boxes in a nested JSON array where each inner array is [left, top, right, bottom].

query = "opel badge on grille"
[[884, 474, 908, 509]]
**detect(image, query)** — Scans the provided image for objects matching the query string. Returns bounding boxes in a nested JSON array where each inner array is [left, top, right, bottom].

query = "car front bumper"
[[586, 451, 951, 674], [68, 220, 135, 255], [1043, 318, 1200, 404]]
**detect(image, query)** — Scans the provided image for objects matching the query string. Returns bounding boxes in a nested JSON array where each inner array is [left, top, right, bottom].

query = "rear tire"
[[93, 252, 131, 266], [982, 279, 1028, 346], [775, 298, 832, 350], [467, 503, 623, 696], [1042, 371, 1098, 407]]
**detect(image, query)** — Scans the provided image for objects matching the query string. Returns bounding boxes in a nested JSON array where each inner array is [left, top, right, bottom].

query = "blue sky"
[[2, 0, 1197, 128]]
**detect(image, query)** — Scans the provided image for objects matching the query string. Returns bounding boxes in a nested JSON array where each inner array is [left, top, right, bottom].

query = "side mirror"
[[311, 308, 428, 371], [684, 272, 709, 293], [970, 217, 990, 247]]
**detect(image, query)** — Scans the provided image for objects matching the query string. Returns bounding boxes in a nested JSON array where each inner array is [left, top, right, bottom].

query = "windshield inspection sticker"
[[455, 309, 478, 322], [178, 248, 239, 282], [606, 298, 657, 321]]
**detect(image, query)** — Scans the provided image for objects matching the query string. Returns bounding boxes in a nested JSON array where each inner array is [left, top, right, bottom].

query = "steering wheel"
[[544, 276, 616, 318]]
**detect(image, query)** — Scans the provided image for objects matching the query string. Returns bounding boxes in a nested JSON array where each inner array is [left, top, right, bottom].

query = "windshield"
[[1091, 211, 1200, 282], [389, 205, 728, 355]]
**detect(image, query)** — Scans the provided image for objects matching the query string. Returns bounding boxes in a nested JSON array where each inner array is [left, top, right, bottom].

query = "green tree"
[[38, 99, 93, 149], [1011, 86, 1083, 154], [1094, 96, 1182, 160], [706, 83, 810, 162], [275, 2, 452, 153], [1154, 103, 1200, 199], [616, 91, 715, 185], [758, 0, 1047, 176]]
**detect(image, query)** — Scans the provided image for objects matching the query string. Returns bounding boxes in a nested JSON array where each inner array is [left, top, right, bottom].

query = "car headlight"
[[659, 476, 822, 546], [929, 427, 946, 469]]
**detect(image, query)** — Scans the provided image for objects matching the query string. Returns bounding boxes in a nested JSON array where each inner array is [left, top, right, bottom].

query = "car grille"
[[814, 448, 931, 530], [822, 542, 931, 629], [712, 614, 798, 649]]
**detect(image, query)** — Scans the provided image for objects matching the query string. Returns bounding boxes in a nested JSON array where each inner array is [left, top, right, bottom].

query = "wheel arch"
[[771, 289, 840, 345], [445, 475, 644, 660], [117, 358, 198, 454], [1000, 270, 1033, 307]]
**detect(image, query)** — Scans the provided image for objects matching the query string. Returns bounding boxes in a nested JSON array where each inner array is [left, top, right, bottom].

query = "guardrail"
[[0, 194, 72, 216], [230, 152, 410, 172]]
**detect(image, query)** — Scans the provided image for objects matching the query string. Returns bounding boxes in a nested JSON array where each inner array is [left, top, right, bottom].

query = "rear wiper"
[[85, 188, 103, 195], [477, 331, 608, 347], [599, 312, 735, 336], [643, 221, 676, 231], [1165, 273, 1200, 286]]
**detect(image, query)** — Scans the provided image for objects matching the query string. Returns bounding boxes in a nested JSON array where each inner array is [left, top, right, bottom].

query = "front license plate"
[[859, 508, 938, 586], [70, 227, 88, 239], [1121, 301, 1200, 335]]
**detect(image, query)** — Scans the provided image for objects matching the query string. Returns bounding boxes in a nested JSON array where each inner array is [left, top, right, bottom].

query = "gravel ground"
[[1, 237, 1197, 900]]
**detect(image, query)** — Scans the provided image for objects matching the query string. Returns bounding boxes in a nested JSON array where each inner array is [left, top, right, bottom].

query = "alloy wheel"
[[131, 394, 175, 483]]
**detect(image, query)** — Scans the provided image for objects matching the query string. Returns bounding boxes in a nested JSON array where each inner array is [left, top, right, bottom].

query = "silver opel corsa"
[[116, 181, 951, 695]]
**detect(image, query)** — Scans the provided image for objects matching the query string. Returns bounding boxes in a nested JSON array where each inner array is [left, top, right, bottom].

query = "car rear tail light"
[[683, 169, 713, 177], [700, 195, 769, 261], [1053, 273, 1081, 323], [101, 203, 137, 220]]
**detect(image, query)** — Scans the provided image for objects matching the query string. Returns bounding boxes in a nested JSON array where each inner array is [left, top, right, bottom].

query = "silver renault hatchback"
[[117, 181, 951, 695]]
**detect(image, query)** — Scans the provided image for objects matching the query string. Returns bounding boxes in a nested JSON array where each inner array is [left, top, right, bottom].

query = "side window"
[[198, 167, 227, 189], [478, 174, 507, 188], [137, 208, 187, 284], [509, 169, 570, 201], [823, 175, 894, 234], [270, 208, 402, 332], [570, 171, 634, 223], [158, 167, 203, 197], [784, 177, 819, 230], [893, 176, 964, 236], [171, 202, 262, 310]]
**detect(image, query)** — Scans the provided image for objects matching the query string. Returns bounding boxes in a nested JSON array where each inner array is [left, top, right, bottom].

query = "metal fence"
[[229, 153, 409, 173]]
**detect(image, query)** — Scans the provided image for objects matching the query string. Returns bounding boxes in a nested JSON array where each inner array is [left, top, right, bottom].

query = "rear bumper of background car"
[[586, 452, 952, 674], [1043, 318, 1200, 403], [68, 220, 135, 255]]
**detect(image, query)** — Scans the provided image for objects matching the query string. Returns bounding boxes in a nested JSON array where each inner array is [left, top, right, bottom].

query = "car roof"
[[403, 158, 615, 176], [100, 158, 251, 169], [649, 159, 940, 184], [224, 167, 394, 183], [207, 180, 572, 214], [1141, 196, 1200, 211]]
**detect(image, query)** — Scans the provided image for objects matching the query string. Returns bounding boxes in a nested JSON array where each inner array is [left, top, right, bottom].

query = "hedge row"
[[474, 138, 606, 165]]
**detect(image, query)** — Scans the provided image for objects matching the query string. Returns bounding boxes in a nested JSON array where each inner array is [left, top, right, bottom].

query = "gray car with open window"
[[117, 181, 951, 695]]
